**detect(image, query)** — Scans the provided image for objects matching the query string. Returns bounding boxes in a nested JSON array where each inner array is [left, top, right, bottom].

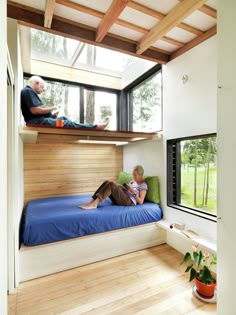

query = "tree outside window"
[[131, 72, 162, 132], [167, 134, 217, 217]]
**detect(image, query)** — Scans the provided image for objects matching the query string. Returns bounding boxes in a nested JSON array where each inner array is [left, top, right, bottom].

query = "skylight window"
[[31, 29, 78, 65], [30, 28, 156, 81]]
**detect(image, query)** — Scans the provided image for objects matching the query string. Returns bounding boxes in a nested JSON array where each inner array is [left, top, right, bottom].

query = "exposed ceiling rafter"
[[7, 1, 170, 64], [178, 0, 217, 18], [170, 25, 216, 61], [127, 1, 204, 36], [56, 0, 184, 48], [136, 0, 208, 55], [96, 0, 130, 42], [44, 0, 56, 28], [7, 0, 217, 65]]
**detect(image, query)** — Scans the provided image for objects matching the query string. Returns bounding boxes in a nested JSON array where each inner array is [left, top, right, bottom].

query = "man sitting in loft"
[[21, 75, 108, 130]]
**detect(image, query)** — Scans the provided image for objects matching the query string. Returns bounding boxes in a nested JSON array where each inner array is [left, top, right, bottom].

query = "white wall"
[[124, 36, 217, 248], [0, 0, 8, 314], [162, 36, 217, 245], [7, 18, 25, 289], [217, 1, 236, 313], [123, 139, 164, 178]]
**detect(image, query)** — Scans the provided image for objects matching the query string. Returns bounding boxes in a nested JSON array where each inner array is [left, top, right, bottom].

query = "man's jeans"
[[27, 116, 97, 129]]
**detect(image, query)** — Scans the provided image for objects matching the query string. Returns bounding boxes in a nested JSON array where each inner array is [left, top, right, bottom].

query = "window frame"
[[167, 133, 217, 222], [123, 64, 162, 132], [23, 73, 121, 128], [24, 64, 162, 132]]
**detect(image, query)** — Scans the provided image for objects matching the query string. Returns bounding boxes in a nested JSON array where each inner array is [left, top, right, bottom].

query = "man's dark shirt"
[[21, 85, 53, 123]]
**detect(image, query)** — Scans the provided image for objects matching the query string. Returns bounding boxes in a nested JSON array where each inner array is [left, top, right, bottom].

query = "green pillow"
[[117, 172, 160, 204], [118, 171, 133, 185], [144, 176, 160, 204]]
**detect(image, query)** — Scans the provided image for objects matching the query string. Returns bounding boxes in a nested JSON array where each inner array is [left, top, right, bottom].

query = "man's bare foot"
[[96, 121, 109, 130]]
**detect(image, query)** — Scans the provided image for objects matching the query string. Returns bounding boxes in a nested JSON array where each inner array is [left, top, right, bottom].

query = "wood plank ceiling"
[[7, 0, 217, 64]]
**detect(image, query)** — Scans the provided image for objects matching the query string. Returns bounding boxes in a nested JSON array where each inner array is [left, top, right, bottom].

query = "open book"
[[118, 183, 130, 192]]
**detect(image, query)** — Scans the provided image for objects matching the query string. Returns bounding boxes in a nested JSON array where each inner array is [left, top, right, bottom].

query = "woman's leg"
[[79, 181, 133, 209], [105, 182, 133, 206], [79, 181, 109, 209]]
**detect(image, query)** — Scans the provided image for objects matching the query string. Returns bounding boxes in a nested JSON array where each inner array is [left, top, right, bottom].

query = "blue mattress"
[[21, 194, 163, 246]]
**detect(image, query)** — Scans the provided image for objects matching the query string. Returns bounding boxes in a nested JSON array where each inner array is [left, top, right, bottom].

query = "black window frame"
[[122, 64, 162, 132], [24, 64, 162, 132], [23, 73, 121, 129], [167, 133, 217, 222]]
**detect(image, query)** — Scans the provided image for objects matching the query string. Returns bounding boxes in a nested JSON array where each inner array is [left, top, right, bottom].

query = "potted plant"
[[180, 244, 217, 298]]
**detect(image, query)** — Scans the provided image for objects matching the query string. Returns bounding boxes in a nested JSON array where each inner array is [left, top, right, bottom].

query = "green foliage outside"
[[132, 72, 162, 132], [181, 166, 217, 214], [181, 137, 217, 215], [30, 30, 114, 126]]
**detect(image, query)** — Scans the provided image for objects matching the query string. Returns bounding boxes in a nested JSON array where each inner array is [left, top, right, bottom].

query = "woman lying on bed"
[[80, 165, 148, 209]]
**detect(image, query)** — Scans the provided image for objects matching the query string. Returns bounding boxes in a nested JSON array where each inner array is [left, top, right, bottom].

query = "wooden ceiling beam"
[[198, 4, 217, 18], [136, 0, 208, 54], [128, 0, 204, 36], [178, 0, 217, 18], [56, 0, 182, 48], [7, 2, 169, 64], [44, 0, 56, 28], [170, 25, 216, 61], [96, 0, 130, 42]]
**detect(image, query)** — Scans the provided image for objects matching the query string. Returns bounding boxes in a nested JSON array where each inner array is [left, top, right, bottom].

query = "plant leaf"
[[193, 250, 203, 268], [185, 264, 193, 273], [180, 252, 191, 265], [189, 268, 197, 282], [198, 266, 215, 284]]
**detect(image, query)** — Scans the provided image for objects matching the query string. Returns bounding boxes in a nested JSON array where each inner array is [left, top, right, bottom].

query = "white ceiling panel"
[[152, 40, 178, 53], [72, 0, 113, 13], [166, 27, 197, 44], [11, 0, 46, 11], [119, 7, 158, 30], [9, 0, 217, 65], [206, 0, 217, 10], [54, 4, 101, 28], [109, 24, 143, 42], [183, 11, 216, 32], [133, 0, 179, 15]]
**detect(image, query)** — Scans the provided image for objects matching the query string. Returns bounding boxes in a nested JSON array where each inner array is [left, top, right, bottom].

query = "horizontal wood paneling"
[[24, 142, 123, 204]]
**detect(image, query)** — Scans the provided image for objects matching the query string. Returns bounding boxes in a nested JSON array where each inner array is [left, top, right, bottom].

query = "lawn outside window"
[[167, 134, 217, 220]]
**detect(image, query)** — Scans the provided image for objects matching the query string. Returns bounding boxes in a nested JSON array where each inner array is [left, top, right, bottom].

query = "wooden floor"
[[8, 244, 216, 315]]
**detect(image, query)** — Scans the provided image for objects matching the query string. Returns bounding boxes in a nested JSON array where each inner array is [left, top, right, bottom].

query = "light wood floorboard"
[[8, 244, 216, 314]]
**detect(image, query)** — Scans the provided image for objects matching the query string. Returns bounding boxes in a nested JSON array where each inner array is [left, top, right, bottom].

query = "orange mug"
[[56, 119, 64, 127]]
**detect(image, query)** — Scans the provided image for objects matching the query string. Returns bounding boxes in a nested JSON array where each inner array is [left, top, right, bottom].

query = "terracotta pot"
[[195, 276, 216, 298]]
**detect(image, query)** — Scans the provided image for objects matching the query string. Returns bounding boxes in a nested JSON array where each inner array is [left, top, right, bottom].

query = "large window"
[[167, 134, 217, 219], [24, 77, 118, 130], [84, 90, 117, 130], [130, 71, 162, 132], [40, 80, 80, 122]]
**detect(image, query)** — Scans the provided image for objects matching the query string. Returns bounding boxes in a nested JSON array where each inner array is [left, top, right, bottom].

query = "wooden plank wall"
[[24, 142, 123, 204]]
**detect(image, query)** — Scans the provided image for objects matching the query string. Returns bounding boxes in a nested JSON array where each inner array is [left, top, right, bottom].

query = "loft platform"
[[19, 126, 161, 144]]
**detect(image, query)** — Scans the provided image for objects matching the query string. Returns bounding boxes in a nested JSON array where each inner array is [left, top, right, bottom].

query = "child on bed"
[[79, 165, 148, 209]]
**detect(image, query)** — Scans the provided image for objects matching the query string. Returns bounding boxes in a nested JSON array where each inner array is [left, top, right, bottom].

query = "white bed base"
[[19, 222, 166, 282]]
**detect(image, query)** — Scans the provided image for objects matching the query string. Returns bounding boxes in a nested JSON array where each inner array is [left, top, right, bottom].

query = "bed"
[[21, 194, 163, 246], [19, 175, 166, 282]]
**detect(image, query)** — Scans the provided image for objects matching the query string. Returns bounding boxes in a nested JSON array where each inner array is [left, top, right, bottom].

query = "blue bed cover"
[[21, 194, 163, 246]]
